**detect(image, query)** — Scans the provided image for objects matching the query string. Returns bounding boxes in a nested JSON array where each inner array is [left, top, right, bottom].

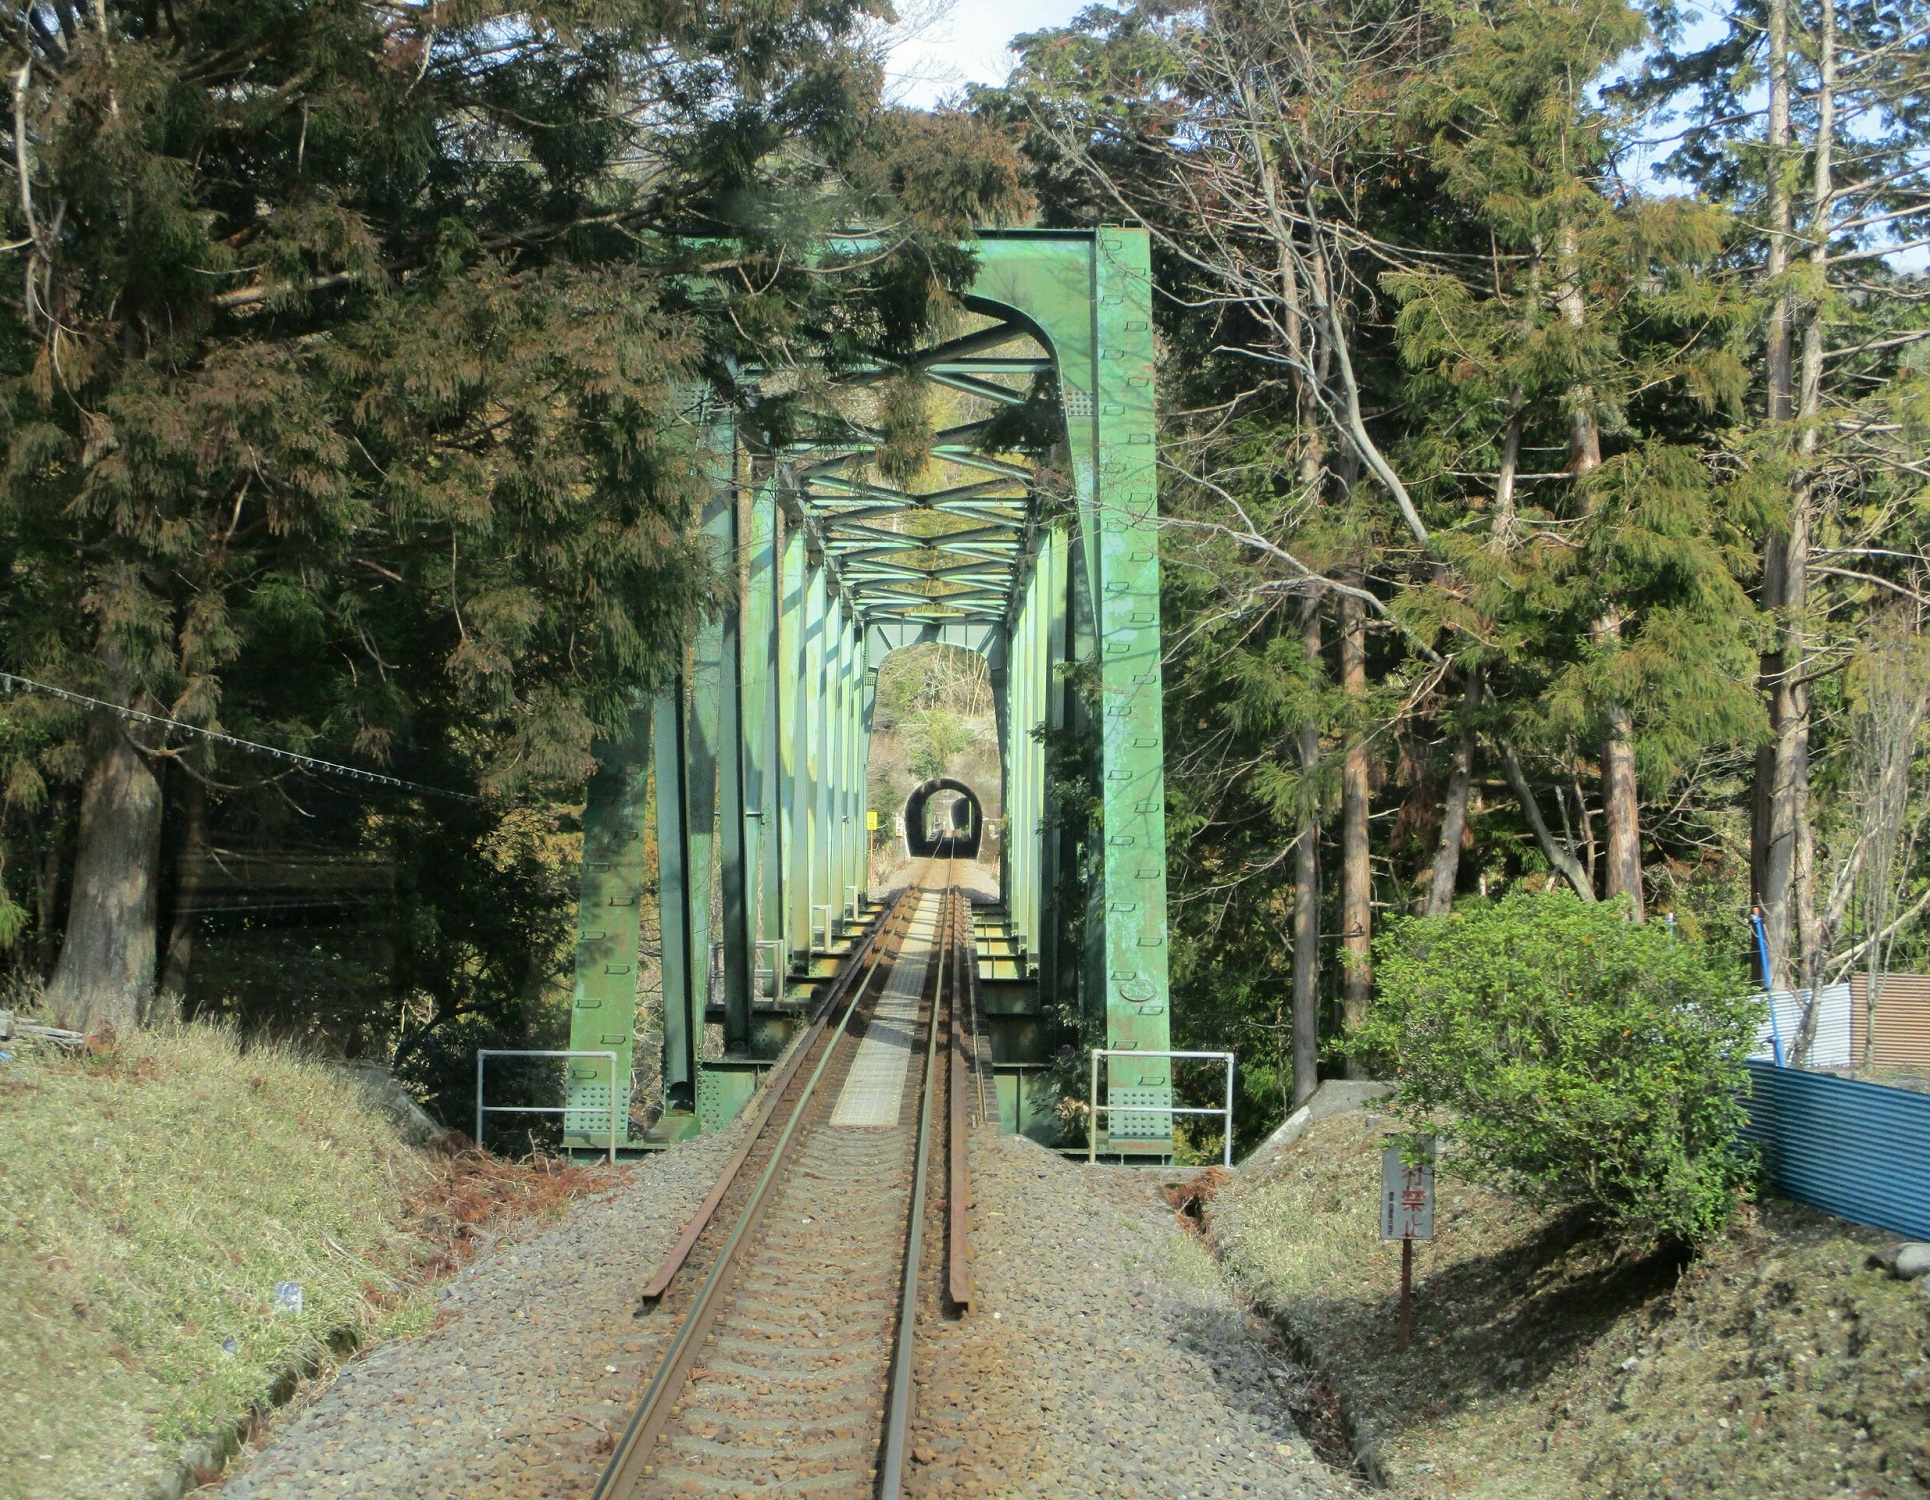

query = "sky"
[[880, 0, 1086, 107], [877, 0, 1925, 271]]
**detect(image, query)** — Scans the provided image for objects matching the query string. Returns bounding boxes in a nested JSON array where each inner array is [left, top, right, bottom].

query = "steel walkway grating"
[[831, 900, 938, 1129]]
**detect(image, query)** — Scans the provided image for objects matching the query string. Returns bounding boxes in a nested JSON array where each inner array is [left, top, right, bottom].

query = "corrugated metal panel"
[[1847, 973, 1930, 1073], [1746, 984, 1852, 1069], [1742, 1060, 1930, 1240]]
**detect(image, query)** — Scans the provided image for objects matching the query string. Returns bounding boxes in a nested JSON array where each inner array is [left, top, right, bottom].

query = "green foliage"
[[1351, 891, 1762, 1244], [904, 708, 974, 782], [0, 0, 1032, 1071]]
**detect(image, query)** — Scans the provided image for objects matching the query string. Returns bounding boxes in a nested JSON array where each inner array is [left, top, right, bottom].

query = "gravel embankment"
[[217, 1123, 749, 1499], [907, 1131, 1357, 1500]]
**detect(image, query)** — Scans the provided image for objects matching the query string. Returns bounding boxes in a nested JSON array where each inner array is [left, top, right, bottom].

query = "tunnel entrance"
[[904, 778, 984, 859]]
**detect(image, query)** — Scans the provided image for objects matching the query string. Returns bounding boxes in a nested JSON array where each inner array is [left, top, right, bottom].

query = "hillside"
[[0, 1024, 605, 1500], [867, 641, 1002, 868], [1207, 1110, 1930, 1499]]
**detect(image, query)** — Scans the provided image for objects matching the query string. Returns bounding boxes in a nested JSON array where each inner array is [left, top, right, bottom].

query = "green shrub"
[[1349, 891, 1762, 1245]]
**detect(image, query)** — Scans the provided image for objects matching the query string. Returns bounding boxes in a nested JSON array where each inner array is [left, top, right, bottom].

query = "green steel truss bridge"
[[562, 228, 1174, 1155]]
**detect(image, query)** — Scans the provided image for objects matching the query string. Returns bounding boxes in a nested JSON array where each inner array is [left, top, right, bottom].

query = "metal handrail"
[[756, 938, 785, 997], [1087, 1048, 1237, 1167], [474, 1049, 620, 1163]]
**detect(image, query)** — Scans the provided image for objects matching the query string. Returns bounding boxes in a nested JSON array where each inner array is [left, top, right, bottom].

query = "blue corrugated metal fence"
[[1742, 1060, 1930, 1241]]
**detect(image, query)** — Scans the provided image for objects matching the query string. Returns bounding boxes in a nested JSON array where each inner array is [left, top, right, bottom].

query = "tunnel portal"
[[904, 778, 984, 859]]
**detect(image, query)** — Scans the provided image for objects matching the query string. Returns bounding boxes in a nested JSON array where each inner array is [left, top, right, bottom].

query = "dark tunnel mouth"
[[903, 777, 984, 859]]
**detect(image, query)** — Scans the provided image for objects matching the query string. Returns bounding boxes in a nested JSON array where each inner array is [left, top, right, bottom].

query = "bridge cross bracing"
[[562, 229, 1175, 1155]]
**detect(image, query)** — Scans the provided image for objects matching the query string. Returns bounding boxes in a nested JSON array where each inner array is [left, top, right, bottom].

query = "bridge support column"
[[1036, 527, 1069, 1006], [825, 600, 847, 929], [746, 483, 783, 995], [802, 564, 829, 955], [653, 688, 697, 1113], [780, 521, 807, 969], [713, 462, 754, 1058], [967, 228, 1174, 1152], [1086, 230, 1174, 1151], [564, 703, 651, 1150]]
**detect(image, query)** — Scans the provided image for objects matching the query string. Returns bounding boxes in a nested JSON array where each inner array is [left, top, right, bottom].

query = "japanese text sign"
[[1381, 1145, 1434, 1240]]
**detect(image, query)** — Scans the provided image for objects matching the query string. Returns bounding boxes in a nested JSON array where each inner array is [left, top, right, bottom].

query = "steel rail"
[[636, 887, 909, 1302], [965, 891, 993, 1125], [590, 881, 924, 1500], [878, 859, 956, 1498], [947, 884, 973, 1310]]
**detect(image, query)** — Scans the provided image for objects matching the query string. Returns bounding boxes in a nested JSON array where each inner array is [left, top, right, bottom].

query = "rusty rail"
[[878, 866, 952, 1497], [597, 862, 961, 1500], [947, 884, 973, 1310]]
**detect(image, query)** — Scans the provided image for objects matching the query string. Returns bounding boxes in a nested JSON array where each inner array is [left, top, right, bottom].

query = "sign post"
[[1381, 1142, 1435, 1352]]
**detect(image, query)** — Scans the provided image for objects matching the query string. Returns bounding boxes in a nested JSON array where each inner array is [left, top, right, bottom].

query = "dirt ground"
[[1207, 1110, 1930, 1499]]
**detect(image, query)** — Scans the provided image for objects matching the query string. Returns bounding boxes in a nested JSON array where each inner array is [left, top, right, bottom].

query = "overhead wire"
[[0, 670, 480, 803]]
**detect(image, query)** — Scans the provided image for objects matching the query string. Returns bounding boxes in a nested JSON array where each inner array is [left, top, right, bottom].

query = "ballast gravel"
[[217, 1121, 749, 1500], [907, 1131, 1356, 1500], [219, 1112, 1352, 1499]]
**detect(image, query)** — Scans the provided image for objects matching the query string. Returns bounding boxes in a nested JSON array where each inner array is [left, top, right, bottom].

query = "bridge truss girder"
[[564, 228, 1174, 1154]]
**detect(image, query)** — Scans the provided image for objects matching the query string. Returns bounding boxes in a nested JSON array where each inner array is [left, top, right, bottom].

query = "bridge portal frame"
[[563, 228, 1174, 1153]]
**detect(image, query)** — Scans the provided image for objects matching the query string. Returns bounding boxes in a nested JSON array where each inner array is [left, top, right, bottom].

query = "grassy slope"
[[0, 1026, 434, 1500], [1211, 1111, 1930, 1499]]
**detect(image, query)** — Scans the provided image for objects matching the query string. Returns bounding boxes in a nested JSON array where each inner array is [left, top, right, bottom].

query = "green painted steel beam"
[[574, 228, 1175, 1149], [746, 486, 784, 989], [960, 230, 1174, 1150], [652, 688, 697, 1112], [778, 523, 806, 966], [687, 589, 723, 1063], [712, 468, 754, 1056], [565, 701, 651, 1149], [799, 562, 828, 954]]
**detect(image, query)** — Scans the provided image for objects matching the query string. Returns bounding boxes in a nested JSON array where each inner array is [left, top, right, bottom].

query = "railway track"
[[593, 859, 980, 1500]]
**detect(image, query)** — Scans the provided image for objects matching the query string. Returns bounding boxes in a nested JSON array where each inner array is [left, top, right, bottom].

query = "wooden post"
[[1400, 1235, 1413, 1352]]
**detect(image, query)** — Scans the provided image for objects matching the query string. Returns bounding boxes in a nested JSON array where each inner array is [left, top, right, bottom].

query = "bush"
[[1350, 891, 1762, 1245]]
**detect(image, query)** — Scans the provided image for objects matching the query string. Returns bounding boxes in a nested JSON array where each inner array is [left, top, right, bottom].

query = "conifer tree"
[[1629, 0, 1930, 986], [2, 0, 1025, 1032]]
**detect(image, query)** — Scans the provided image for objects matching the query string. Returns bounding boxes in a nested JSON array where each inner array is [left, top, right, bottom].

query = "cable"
[[0, 671, 480, 803]]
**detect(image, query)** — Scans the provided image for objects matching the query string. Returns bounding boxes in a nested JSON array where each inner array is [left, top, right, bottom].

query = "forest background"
[[2, 0, 1926, 1132]]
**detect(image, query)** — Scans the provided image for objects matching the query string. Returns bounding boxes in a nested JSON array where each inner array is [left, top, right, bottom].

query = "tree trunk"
[[156, 774, 208, 1018], [1602, 696, 1645, 917], [33, 788, 77, 979], [1292, 607, 1322, 1109], [1760, 500, 1811, 985], [1560, 215, 1643, 916], [1764, 0, 1795, 428], [1498, 740, 1597, 900], [1556, 224, 1602, 476], [1761, 0, 1832, 991], [1424, 678, 1477, 917], [1493, 406, 1523, 552], [1753, 0, 1801, 975], [1339, 593, 1372, 1074], [44, 721, 163, 1034]]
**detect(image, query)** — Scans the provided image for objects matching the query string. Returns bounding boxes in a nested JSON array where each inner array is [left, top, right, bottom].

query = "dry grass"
[[0, 1023, 617, 1500], [1210, 1110, 1930, 1499]]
